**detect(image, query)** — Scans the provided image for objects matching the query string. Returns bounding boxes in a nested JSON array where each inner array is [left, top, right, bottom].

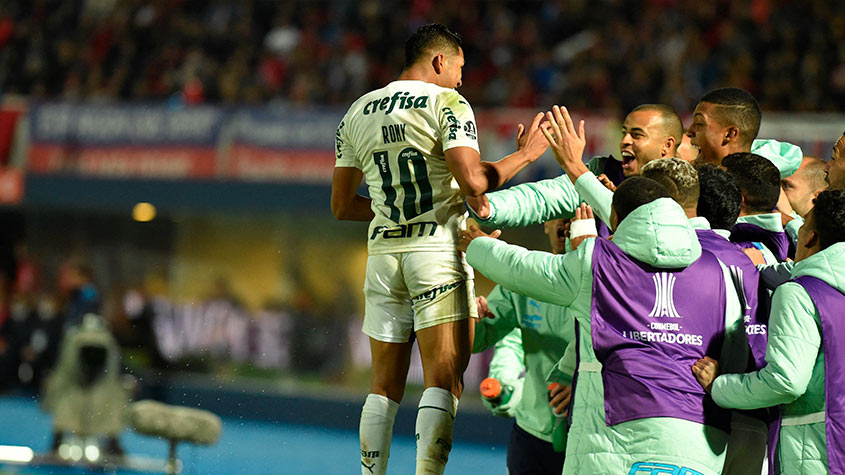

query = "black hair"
[[612, 176, 671, 224], [630, 104, 684, 144], [405, 24, 462, 68], [811, 190, 845, 249], [699, 88, 762, 147], [721, 152, 780, 213], [697, 164, 742, 230]]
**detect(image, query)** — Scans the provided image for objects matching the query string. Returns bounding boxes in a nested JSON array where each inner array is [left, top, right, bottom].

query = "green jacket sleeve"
[[785, 214, 802, 245], [473, 285, 520, 353], [468, 174, 581, 228], [465, 236, 592, 308], [573, 171, 613, 227], [711, 282, 820, 410], [487, 328, 525, 383]]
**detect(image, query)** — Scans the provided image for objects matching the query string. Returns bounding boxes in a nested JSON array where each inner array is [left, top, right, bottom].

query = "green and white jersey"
[[335, 80, 479, 255]]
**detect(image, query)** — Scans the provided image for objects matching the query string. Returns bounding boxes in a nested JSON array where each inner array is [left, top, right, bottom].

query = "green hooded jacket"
[[466, 198, 746, 475], [711, 242, 845, 474], [475, 285, 576, 444]]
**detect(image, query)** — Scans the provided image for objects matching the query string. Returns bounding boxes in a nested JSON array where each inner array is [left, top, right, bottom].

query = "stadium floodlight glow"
[[85, 444, 100, 462], [0, 445, 34, 463], [133, 202, 157, 222], [69, 444, 83, 462]]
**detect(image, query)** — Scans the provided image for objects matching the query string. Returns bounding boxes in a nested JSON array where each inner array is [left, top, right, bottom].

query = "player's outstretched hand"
[[569, 203, 597, 251], [458, 224, 501, 253], [476, 296, 494, 319], [516, 112, 551, 161], [691, 356, 719, 394], [541, 105, 586, 173]]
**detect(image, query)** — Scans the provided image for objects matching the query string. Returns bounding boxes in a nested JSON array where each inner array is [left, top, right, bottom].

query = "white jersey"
[[335, 80, 480, 254]]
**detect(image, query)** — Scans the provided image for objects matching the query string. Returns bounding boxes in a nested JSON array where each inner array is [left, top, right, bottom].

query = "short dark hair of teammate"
[[612, 176, 672, 225], [640, 158, 700, 210], [405, 24, 463, 67], [697, 164, 742, 230], [699, 88, 762, 148], [722, 152, 780, 214], [630, 104, 684, 145], [810, 189, 845, 249]]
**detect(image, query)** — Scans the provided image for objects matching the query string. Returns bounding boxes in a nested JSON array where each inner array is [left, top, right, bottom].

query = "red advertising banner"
[[227, 144, 335, 182], [28, 144, 217, 179]]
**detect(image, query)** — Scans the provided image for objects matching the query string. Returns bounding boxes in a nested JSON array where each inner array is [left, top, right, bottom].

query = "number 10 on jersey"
[[374, 148, 434, 222]]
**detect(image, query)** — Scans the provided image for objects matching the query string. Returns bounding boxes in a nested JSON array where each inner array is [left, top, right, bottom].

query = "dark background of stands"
[[0, 0, 842, 450]]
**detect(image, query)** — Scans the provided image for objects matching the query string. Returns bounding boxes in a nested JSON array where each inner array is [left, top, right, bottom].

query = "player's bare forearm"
[[333, 195, 375, 221], [448, 113, 548, 197], [479, 149, 537, 191]]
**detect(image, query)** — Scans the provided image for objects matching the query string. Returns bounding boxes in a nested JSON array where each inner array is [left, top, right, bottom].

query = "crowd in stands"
[[0, 0, 843, 113]]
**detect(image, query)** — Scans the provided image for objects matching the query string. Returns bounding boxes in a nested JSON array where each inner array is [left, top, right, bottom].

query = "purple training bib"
[[697, 229, 767, 369], [730, 222, 794, 262], [590, 238, 731, 432], [793, 276, 845, 474]]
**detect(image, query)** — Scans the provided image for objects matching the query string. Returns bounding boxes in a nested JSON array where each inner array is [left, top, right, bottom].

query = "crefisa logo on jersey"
[[363, 91, 429, 116], [463, 120, 477, 140], [648, 272, 684, 319]]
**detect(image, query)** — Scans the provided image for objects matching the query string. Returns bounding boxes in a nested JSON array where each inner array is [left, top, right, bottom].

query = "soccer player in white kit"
[[331, 24, 549, 475]]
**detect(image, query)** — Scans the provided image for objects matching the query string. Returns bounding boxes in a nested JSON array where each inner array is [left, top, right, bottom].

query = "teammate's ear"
[[804, 229, 820, 250], [663, 136, 676, 157], [722, 127, 739, 145]]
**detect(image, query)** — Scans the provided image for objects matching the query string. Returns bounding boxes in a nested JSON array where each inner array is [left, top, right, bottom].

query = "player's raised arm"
[[446, 112, 549, 198]]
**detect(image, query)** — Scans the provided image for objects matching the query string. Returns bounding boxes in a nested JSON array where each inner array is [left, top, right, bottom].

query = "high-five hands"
[[516, 112, 552, 161], [691, 356, 720, 394], [540, 105, 588, 181]]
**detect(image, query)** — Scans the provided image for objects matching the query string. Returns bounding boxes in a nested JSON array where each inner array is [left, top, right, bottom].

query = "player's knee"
[[370, 381, 406, 403]]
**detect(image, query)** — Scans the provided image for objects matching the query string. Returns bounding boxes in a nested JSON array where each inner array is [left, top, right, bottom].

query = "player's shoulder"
[[345, 85, 392, 114]]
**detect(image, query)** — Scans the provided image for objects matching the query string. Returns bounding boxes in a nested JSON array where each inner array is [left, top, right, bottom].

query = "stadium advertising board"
[[27, 103, 224, 179], [226, 108, 343, 182], [23, 103, 843, 185]]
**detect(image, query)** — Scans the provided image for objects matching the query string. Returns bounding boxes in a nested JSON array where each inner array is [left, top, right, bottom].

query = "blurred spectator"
[[0, 292, 62, 391], [0, 0, 842, 111], [57, 257, 100, 330]]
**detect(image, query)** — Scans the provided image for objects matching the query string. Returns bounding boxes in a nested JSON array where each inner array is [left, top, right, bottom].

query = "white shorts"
[[363, 251, 477, 343]]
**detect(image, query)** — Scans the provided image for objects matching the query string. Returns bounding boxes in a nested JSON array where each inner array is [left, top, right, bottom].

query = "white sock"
[[415, 387, 459, 475], [360, 394, 399, 475]]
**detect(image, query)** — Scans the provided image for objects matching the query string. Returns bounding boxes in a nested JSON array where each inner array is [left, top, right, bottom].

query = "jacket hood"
[[735, 213, 784, 232], [751, 139, 803, 179], [791, 242, 845, 293], [612, 197, 702, 268]]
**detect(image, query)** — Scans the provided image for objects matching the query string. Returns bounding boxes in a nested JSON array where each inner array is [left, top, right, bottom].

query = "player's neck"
[[397, 64, 437, 85]]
